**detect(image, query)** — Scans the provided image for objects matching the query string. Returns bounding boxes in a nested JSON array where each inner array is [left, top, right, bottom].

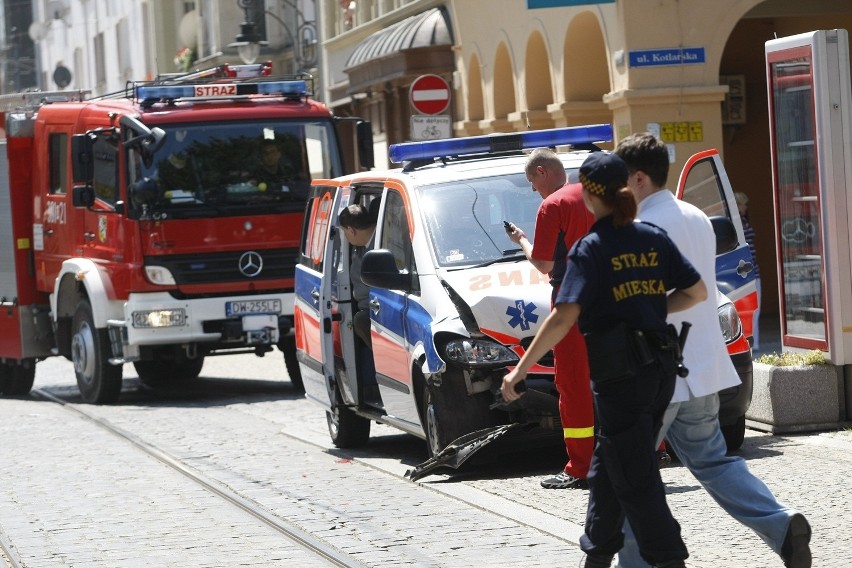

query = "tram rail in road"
[[29, 388, 367, 568]]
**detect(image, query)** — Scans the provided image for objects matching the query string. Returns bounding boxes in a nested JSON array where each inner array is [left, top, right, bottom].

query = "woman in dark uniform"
[[501, 152, 707, 568]]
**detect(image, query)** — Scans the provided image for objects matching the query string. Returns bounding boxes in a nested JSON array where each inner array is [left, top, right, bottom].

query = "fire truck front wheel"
[[0, 360, 36, 396], [71, 299, 123, 404], [134, 357, 205, 386]]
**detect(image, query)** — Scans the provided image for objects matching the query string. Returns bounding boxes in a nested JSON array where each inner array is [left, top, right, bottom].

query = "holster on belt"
[[584, 322, 655, 384], [646, 323, 691, 378], [585, 322, 691, 384]]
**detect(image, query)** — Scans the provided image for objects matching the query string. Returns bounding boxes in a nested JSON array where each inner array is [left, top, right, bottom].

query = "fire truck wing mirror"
[[356, 120, 374, 170], [72, 185, 95, 208], [70, 132, 95, 185], [710, 215, 738, 255], [360, 249, 412, 291], [119, 115, 166, 155]]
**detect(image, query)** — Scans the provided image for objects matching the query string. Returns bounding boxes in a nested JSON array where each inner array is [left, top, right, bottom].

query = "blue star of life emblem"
[[506, 300, 539, 332]]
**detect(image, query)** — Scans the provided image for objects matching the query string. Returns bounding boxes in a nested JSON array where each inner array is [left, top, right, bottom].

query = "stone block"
[[845, 364, 852, 421], [746, 362, 843, 433]]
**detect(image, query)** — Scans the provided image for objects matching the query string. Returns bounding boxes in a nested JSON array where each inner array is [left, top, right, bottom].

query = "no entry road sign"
[[409, 74, 450, 115]]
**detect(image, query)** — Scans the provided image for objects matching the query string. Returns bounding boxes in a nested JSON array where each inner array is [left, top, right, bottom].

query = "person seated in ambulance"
[[338, 203, 377, 348]]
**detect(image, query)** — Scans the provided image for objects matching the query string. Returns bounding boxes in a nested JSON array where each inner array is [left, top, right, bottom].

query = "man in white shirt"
[[614, 133, 811, 568]]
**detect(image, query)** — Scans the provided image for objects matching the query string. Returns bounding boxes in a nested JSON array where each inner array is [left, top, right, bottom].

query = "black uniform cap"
[[579, 152, 629, 196]]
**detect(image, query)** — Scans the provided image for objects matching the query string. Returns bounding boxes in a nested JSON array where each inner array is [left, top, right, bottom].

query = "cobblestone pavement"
[[0, 354, 849, 567]]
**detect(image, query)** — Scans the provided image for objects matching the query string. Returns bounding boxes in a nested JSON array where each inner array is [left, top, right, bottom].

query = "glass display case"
[[766, 29, 852, 361], [767, 49, 825, 346]]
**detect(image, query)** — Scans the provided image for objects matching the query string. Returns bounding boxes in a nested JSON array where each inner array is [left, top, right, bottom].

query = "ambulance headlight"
[[144, 265, 177, 285], [718, 301, 742, 343], [443, 338, 519, 367], [132, 309, 186, 328]]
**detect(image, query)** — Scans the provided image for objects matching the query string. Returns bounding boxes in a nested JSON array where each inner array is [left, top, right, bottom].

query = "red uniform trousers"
[[553, 323, 594, 479]]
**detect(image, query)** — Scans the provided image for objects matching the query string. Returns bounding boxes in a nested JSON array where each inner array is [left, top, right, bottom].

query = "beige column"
[[604, 85, 729, 179], [548, 101, 612, 129]]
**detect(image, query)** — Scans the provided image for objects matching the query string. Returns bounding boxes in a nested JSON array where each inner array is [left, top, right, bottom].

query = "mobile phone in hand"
[[503, 220, 513, 233]]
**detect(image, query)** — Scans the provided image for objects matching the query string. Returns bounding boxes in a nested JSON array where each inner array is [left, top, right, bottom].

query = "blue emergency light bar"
[[388, 124, 613, 164], [135, 80, 308, 105]]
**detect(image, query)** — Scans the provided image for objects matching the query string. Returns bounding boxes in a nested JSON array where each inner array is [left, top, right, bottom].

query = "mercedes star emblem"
[[238, 251, 263, 278]]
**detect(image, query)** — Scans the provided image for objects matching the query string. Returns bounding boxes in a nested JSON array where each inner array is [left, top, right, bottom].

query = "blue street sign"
[[528, 0, 614, 7], [629, 47, 706, 68]]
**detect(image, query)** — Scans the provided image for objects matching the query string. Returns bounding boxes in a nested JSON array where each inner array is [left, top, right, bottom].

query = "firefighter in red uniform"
[[507, 147, 595, 489]]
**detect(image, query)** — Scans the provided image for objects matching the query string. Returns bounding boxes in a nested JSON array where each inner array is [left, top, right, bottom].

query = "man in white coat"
[[613, 133, 812, 568]]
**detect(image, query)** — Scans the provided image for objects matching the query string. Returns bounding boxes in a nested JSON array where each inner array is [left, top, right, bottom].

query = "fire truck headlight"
[[144, 266, 176, 285], [132, 309, 187, 328], [443, 338, 519, 367]]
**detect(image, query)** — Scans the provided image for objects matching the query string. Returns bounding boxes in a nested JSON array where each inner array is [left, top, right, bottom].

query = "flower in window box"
[[174, 47, 196, 72]]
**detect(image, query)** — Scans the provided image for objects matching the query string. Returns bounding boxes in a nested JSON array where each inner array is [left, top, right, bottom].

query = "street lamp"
[[229, 1, 267, 64], [230, 0, 317, 70]]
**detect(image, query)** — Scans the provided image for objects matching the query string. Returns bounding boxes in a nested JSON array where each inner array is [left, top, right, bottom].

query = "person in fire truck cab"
[[156, 151, 196, 194], [249, 139, 297, 196]]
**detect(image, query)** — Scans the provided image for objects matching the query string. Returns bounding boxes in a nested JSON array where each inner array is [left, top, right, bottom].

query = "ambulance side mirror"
[[710, 215, 738, 255], [360, 249, 413, 291]]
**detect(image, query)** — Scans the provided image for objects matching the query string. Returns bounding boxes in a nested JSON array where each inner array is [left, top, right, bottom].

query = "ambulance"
[[294, 126, 755, 473]]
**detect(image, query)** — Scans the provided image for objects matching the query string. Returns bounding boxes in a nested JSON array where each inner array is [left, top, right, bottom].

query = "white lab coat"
[[637, 189, 741, 401]]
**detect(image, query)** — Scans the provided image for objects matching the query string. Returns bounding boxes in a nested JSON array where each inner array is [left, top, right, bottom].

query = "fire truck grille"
[[145, 249, 298, 285]]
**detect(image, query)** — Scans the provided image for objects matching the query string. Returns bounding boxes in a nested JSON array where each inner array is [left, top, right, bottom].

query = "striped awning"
[[343, 7, 454, 93]]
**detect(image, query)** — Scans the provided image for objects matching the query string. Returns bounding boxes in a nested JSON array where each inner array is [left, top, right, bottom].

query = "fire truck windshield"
[[127, 119, 338, 218]]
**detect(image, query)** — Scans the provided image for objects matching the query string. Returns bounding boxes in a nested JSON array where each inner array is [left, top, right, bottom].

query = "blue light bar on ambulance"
[[135, 80, 307, 104], [388, 124, 613, 164]]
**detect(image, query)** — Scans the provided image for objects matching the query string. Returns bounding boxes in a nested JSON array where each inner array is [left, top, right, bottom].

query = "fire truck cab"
[[0, 63, 373, 403]]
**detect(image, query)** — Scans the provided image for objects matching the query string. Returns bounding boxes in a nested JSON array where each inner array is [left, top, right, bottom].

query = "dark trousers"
[[353, 308, 371, 349], [580, 363, 688, 565]]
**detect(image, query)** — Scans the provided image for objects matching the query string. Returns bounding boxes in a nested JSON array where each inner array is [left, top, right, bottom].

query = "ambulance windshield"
[[127, 119, 339, 218], [419, 172, 541, 267]]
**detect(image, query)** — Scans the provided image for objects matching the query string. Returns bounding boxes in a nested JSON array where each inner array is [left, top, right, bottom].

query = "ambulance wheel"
[[1, 361, 36, 396], [722, 414, 746, 452], [421, 374, 495, 458], [281, 336, 304, 391], [71, 299, 123, 404], [326, 391, 371, 449], [134, 357, 205, 386]]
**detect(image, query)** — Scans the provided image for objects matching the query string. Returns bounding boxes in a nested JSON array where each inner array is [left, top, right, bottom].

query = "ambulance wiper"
[[452, 250, 526, 271]]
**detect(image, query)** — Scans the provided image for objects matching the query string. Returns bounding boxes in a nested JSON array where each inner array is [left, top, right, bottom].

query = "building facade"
[[321, 0, 852, 320], [23, 0, 315, 98]]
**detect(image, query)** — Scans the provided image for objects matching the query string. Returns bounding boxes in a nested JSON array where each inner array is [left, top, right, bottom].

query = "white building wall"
[[31, 0, 152, 95], [30, 1, 318, 96]]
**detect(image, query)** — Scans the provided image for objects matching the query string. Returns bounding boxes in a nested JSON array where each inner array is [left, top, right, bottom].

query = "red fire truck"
[[0, 63, 373, 404]]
